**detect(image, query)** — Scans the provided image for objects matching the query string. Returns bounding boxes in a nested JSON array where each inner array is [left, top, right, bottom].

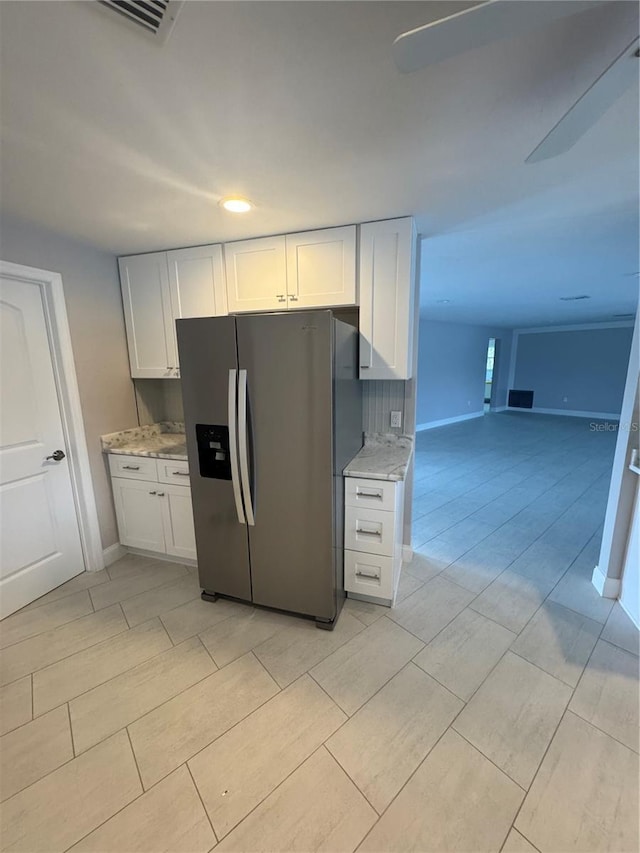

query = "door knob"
[[46, 450, 66, 461]]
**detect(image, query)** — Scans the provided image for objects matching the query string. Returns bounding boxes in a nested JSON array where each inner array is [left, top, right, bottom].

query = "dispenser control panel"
[[195, 424, 232, 480]]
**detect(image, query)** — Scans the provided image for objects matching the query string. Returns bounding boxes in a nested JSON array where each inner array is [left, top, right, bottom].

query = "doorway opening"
[[484, 337, 496, 413]]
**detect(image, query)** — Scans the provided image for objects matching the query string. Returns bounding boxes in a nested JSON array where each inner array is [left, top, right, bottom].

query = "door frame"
[[1, 259, 104, 572]]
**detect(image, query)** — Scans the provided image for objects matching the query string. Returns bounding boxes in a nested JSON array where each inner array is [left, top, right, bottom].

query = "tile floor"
[[0, 412, 638, 852]]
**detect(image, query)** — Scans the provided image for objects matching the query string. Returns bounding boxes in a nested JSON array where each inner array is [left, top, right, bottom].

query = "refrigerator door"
[[176, 316, 252, 601], [236, 311, 335, 621]]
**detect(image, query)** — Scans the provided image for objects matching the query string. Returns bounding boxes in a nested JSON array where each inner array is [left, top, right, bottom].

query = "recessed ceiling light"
[[436, 299, 451, 304], [559, 295, 590, 301], [220, 197, 253, 213]]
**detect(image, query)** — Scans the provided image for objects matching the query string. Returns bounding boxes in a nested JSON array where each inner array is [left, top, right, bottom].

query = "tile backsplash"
[[362, 380, 407, 434]]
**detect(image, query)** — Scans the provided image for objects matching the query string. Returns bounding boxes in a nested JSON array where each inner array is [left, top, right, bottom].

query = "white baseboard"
[[416, 411, 484, 431], [507, 407, 621, 420], [491, 406, 508, 413], [125, 547, 197, 568], [402, 545, 413, 562], [591, 564, 621, 599], [102, 543, 127, 568]]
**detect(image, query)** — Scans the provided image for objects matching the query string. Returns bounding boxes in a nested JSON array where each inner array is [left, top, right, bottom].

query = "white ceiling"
[[0, 0, 638, 327]]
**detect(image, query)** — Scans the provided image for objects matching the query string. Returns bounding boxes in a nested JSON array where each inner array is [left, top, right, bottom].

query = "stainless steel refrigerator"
[[176, 310, 362, 629]]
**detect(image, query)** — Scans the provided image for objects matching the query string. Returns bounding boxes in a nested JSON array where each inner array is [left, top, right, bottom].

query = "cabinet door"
[[159, 483, 197, 561], [286, 226, 356, 308], [224, 236, 287, 313], [167, 244, 227, 373], [111, 477, 165, 552], [119, 253, 177, 378], [359, 218, 416, 380]]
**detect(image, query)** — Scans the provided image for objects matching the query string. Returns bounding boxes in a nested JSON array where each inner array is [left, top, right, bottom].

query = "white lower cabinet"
[[344, 476, 404, 606], [110, 456, 196, 561]]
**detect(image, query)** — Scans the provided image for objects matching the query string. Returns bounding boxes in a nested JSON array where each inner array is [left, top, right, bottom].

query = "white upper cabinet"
[[359, 217, 417, 380], [224, 236, 287, 313], [285, 225, 356, 308], [119, 252, 177, 379], [167, 244, 227, 320]]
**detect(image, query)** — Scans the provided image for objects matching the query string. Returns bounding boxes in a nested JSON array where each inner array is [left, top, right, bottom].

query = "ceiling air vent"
[[613, 314, 635, 319], [559, 295, 591, 301], [97, 1, 183, 42]]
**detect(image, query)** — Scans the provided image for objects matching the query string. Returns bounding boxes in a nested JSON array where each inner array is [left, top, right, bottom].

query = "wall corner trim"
[[402, 545, 413, 563], [591, 564, 621, 600]]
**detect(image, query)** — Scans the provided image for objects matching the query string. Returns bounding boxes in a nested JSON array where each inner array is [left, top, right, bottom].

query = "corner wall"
[[416, 319, 513, 429], [0, 215, 137, 550], [510, 324, 634, 417]]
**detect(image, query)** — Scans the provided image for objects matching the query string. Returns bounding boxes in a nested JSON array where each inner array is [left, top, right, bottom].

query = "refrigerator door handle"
[[238, 369, 255, 526], [228, 369, 246, 525]]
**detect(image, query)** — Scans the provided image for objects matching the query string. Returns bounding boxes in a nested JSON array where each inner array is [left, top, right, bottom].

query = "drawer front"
[[345, 505, 396, 557], [108, 454, 158, 482], [345, 477, 397, 513], [345, 550, 394, 600], [156, 459, 190, 485]]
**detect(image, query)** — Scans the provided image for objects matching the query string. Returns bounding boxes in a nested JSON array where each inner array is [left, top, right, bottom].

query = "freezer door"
[[176, 316, 252, 601], [236, 311, 335, 621]]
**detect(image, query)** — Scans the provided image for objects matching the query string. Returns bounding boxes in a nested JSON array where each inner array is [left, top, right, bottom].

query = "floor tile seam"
[[1, 724, 82, 806], [322, 740, 385, 817], [57, 731, 170, 853], [69, 644, 226, 758], [449, 725, 530, 794], [30, 626, 186, 719], [411, 624, 517, 707], [508, 705, 576, 835], [120, 661, 285, 794], [306, 655, 426, 723], [18, 576, 112, 615], [199, 743, 358, 845], [0, 606, 131, 686], [387, 596, 475, 649], [566, 703, 640, 755], [94, 572, 199, 615], [597, 634, 640, 659], [186, 760, 219, 844], [161, 595, 236, 652], [351, 711, 484, 848], [0, 600, 105, 653], [506, 649, 582, 694], [250, 618, 368, 688], [499, 826, 542, 853]]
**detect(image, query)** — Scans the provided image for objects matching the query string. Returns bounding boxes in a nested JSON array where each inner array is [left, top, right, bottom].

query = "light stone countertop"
[[344, 433, 414, 482], [101, 422, 188, 461]]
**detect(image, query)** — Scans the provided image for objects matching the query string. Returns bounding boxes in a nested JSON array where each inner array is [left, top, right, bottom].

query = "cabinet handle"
[[157, 492, 165, 497], [276, 295, 286, 303], [172, 471, 189, 476], [356, 526, 382, 537], [288, 295, 298, 302], [356, 569, 381, 580], [166, 366, 175, 370], [357, 488, 383, 499], [123, 465, 140, 470], [149, 490, 157, 495]]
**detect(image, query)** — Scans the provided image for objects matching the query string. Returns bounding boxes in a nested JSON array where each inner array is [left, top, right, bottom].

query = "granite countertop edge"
[[101, 422, 188, 462], [343, 432, 414, 482]]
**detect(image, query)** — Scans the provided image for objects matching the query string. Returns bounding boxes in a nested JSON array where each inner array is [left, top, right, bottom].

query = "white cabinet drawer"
[[345, 505, 396, 557], [156, 459, 190, 485], [345, 550, 394, 600], [345, 477, 397, 513], [108, 455, 158, 482]]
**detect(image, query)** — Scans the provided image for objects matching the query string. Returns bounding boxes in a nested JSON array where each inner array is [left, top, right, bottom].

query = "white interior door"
[[0, 275, 85, 618]]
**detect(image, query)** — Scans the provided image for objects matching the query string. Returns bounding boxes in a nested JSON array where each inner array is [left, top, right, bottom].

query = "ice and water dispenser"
[[195, 424, 232, 480]]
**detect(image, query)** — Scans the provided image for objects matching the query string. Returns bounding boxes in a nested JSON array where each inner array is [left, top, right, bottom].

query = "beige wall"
[[0, 214, 138, 550]]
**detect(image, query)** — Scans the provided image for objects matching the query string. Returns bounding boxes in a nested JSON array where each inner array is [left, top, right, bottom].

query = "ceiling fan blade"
[[393, 0, 604, 74], [527, 36, 639, 163]]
